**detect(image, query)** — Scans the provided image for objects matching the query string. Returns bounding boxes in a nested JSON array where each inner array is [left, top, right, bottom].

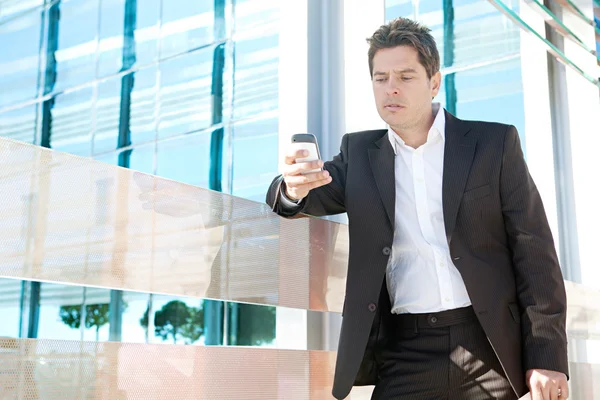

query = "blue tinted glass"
[[385, 0, 413, 20], [231, 116, 278, 202], [234, 35, 278, 120], [158, 46, 226, 139], [439, 57, 525, 147], [94, 144, 156, 174], [97, 0, 160, 78], [54, 0, 100, 92], [49, 85, 94, 156], [0, 103, 38, 143], [160, 0, 224, 59], [155, 130, 215, 188], [0, 1, 44, 21], [385, 0, 520, 67], [94, 67, 158, 155], [0, 10, 42, 108], [0, 278, 22, 338]]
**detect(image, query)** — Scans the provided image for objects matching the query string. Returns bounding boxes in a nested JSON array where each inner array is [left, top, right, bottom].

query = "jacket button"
[[382, 247, 391, 256], [368, 303, 377, 312]]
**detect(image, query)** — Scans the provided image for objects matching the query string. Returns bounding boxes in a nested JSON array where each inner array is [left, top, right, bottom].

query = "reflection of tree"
[[140, 300, 204, 344], [236, 303, 276, 346], [59, 303, 115, 341]]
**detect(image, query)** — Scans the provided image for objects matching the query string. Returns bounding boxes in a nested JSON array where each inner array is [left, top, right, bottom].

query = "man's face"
[[371, 46, 441, 131]]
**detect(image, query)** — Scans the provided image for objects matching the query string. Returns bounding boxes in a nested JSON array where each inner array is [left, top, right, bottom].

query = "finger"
[[303, 176, 333, 191], [285, 170, 330, 187], [283, 161, 324, 176], [284, 149, 309, 165], [541, 386, 551, 400], [559, 385, 568, 399], [549, 386, 559, 400], [532, 387, 544, 400]]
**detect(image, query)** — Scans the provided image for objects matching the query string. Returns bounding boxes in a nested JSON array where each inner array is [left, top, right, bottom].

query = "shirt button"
[[382, 247, 391, 256], [439, 263, 444, 268], [444, 297, 451, 302], [368, 303, 377, 312]]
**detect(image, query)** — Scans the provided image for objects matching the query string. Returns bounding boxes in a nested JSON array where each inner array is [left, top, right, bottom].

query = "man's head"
[[367, 18, 442, 133]]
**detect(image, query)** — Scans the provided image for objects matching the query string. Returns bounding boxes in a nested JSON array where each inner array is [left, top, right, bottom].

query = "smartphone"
[[291, 133, 322, 175]]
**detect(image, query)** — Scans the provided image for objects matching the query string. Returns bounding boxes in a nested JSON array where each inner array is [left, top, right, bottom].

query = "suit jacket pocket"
[[463, 184, 491, 201], [508, 302, 521, 324]]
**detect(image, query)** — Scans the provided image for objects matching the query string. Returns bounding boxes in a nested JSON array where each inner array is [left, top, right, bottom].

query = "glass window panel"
[[233, 32, 278, 120], [438, 57, 526, 148], [94, 66, 158, 155], [0, 278, 22, 338], [158, 46, 227, 139], [54, 0, 99, 92], [385, 0, 414, 21], [94, 144, 156, 175], [0, 0, 44, 21], [160, 0, 224, 59], [81, 287, 111, 342], [38, 282, 85, 340], [121, 291, 151, 343], [155, 130, 216, 189], [385, 0, 520, 67], [0, 103, 38, 143], [49, 85, 93, 156], [143, 295, 204, 345], [97, 0, 160, 78], [0, 9, 42, 108], [234, 303, 276, 347], [231, 116, 278, 202]]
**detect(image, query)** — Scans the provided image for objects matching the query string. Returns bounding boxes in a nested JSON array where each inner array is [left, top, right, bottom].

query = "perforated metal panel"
[[0, 338, 376, 400], [0, 137, 349, 312]]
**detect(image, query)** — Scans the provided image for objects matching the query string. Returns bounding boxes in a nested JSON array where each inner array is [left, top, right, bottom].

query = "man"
[[266, 18, 568, 400]]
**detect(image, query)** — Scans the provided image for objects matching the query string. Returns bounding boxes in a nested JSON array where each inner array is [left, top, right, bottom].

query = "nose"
[[385, 79, 400, 96]]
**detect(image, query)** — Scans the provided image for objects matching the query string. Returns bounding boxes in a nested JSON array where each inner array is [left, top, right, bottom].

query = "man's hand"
[[527, 369, 568, 400], [283, 149, 332, 201]]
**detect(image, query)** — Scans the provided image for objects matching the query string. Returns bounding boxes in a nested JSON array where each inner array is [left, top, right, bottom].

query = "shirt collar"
[[388, 102, 446, 155]]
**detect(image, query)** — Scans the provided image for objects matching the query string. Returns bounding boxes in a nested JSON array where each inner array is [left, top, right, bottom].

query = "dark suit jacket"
[[266, 111, 568, 400]]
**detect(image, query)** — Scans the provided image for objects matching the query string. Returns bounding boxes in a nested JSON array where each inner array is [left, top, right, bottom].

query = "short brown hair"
[[366, 18, 440, 79]]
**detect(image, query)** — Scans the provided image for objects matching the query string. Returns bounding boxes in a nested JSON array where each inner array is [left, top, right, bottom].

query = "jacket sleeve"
[[500, 125, 569, 378], [266, 133, 349, 218]]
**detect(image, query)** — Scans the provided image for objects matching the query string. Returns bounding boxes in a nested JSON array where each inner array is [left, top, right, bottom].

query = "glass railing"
[[0, 137, 599, 399], [488, 0, 599, 86], [524, 0, 600, 61], [553, 0, 596, 27]]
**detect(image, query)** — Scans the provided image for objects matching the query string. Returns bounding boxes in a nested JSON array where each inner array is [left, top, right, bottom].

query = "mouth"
[[384, 104, 405, 110]]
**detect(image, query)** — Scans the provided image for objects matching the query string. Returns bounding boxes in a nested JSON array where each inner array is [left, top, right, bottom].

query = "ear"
[[430, 71, 442, 97]]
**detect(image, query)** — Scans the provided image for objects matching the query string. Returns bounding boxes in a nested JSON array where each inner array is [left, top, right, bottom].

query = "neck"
[[390, 105, 436, 149]]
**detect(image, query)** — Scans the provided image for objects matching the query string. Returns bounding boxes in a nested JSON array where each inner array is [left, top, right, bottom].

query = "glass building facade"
[[0, 0, 280, 347]]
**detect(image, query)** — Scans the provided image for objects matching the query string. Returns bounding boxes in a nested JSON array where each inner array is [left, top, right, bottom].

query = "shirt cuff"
[[279, 187, 302, 209]]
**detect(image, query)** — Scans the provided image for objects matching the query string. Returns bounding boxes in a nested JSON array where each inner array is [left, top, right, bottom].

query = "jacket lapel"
[[442, 111, 476, 244], [368, 132, 396, 227]]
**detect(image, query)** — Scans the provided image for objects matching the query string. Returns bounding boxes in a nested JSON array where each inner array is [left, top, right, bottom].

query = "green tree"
[[59, 303, 111, 341], [235, 303, 276, 346], [140, 300, 204, 344]]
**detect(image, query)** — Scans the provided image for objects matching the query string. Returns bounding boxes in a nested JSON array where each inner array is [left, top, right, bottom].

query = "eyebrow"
[[373, 68, 418, 75]]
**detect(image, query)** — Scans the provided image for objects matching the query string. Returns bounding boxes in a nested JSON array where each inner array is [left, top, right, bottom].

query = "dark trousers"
[[371, 306, 517, 400]]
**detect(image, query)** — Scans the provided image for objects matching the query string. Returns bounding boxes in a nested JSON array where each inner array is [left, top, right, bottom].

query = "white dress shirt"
[[387, 103, 471, 314]]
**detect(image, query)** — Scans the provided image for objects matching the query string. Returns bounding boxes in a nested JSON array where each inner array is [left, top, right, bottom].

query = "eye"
[[402, 77, 413, 81], [375, 78, 387, 83]]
